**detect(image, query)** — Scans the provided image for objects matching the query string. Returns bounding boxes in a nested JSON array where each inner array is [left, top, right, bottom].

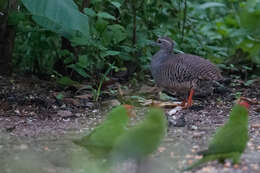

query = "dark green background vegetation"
[[1, 0, 260, 87]]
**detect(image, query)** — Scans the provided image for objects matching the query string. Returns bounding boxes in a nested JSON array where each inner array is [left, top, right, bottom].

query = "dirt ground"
[[0, 74, 259, 173]]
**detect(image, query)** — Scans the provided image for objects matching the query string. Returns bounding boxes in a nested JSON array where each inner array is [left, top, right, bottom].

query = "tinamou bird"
[[110, 107, 167, 166], [183, 99, 250, 171], [150, 37, 223, 108], [73, 104, 134, 158]]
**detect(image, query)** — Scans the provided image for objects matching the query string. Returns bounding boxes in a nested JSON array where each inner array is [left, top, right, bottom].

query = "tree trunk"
[[80, 0, 90, 12], [0, 0, 17, 75]]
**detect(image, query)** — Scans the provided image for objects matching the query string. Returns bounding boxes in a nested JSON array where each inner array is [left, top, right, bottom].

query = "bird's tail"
[[182, 155, 217, 172], [73, 139, 84, 147]]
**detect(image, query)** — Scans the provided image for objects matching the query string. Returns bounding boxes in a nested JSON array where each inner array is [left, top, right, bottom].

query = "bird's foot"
[[180, 102, 192, 109]]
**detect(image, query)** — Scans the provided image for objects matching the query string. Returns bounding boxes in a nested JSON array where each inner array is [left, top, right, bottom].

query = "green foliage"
[[0, 0, 7, 9], [13, 30, 62, 75], [21, 0, 89, 39], [11, 0, 260, 87], [56, 76, 80, 88]]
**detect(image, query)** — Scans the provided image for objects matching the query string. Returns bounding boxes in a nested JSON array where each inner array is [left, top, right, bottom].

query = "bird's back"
[[152, 52, 222, 92], [178, 54, 222, 81]]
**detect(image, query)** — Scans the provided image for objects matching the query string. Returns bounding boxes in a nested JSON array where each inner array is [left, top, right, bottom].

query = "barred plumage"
[[150, 37, 222, 108]]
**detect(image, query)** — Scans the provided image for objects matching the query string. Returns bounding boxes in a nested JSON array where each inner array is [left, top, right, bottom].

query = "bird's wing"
[[181, 54, 222, 80], [159, 61, 196, 85], [202, 124, 247, 155], [86, 120, 128, 148]]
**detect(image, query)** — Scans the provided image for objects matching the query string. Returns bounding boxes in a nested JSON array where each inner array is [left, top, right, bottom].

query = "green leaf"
[[198, 2, 225, 9], [71, 35, 92, 46], [68, 64, 89, 78], [56, 76, 79, 87], [97, 12, 116, 20], [101, 50, 120, 58], [32, 16, 68, 36], [244, 79, 255, 86], [78, 55, 90, 68], [105, 24, 127, 44], [21, 0, 89, 39], [95, 18, 109, 33], [239, 0, 260, 35], [111, 1, 121, 8], [119, 53, 132, 61], [8, 11, 26, 25], [56, 93, 64, 100], [84, 8, 96, 17]]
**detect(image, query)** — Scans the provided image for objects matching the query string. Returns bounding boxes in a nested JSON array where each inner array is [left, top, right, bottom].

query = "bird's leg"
[[180, 99, 187, 107], [187, 88, 195, 108]]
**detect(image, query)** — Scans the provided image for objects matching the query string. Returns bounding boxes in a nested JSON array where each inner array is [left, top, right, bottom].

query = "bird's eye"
[[158, 40, 162, 43]]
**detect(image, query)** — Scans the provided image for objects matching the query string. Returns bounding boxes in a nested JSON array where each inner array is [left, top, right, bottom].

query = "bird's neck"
[[229, 105, 249, 124], [159, 48, 172, 55], [151, 49, 172, 66], [230, 115, 248, 125]]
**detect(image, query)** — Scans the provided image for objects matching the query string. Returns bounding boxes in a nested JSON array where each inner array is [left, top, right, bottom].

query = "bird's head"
[[237, 97, 250, 110], [154, 37, 174, 53], [123, 104, 136, 118]]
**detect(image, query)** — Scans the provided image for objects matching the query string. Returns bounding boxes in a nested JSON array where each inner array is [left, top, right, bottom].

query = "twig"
[[80, 0, 91, 12], [240, 97, 260, 105]]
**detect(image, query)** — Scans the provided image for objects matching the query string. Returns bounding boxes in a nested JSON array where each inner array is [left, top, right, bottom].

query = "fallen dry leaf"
[[242, 166, 249, 171], [224, 162, 231, 168], [185, 154, 194, 159], [139, 85, 161, 94], [168, 106, 182, 115], [158, 147, 166, 153], [233, 164, 239, 169], [187, 159, 193, 165], [240, 97, 260, 105], [170, 152, 174, 158], [140, 99, 181, 108], [75, 94, 92, 99], [251, 164, 259, 170], [251, 124, 260, 128], [57, 110, 72, 117], [194, 155, 202, 159]]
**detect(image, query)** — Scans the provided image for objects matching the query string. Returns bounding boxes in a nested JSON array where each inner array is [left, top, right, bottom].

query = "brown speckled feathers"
[[150, 37, 222, 94]]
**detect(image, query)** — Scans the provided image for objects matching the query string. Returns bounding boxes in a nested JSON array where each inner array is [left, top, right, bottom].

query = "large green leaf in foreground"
[[21, 0, 89, 39]]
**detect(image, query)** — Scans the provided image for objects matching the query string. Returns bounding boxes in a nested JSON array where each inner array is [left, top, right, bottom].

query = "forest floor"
[[0, 74, 260, 173]]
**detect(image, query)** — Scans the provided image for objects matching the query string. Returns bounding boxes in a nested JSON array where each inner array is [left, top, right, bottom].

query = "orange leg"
[[187, 88, 195, 108]]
